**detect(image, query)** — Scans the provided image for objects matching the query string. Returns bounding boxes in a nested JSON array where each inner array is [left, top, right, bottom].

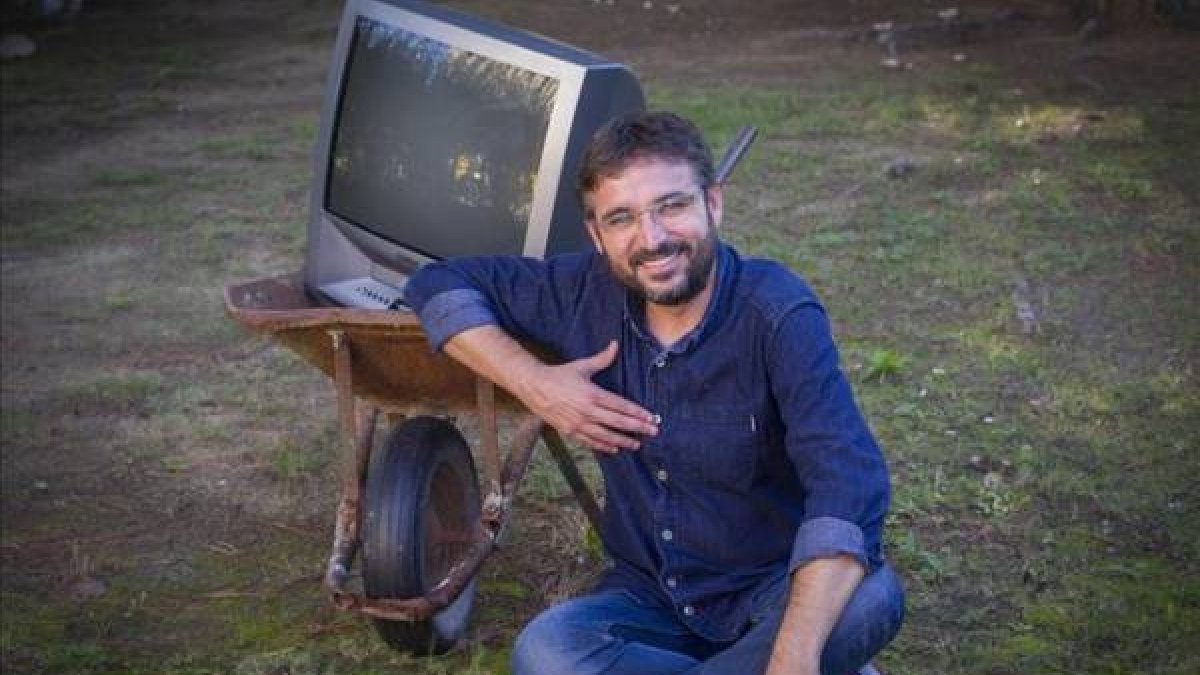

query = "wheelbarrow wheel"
[[362, 416, 480, 655]]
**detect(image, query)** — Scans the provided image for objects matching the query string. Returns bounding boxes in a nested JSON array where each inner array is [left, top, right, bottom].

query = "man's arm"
[[405, 255, 658, 452], [442, 325, 658, 454], [765, 555, 865, 675], [763, 299, 891, 672]]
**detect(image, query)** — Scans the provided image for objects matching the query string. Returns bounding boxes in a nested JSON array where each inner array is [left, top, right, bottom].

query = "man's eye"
[[660, 199, 689, 216], [604, 214, 633, 229]]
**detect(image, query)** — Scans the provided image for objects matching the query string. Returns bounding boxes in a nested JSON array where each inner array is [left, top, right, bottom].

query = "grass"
[[2, 2, 1198, 673]]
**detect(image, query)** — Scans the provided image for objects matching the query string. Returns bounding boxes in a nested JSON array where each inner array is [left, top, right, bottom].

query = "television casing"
[[304, 0, 645, 308]]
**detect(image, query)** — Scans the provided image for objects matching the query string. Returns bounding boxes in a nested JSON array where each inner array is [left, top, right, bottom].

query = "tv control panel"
[[319, 277, 408, 311]]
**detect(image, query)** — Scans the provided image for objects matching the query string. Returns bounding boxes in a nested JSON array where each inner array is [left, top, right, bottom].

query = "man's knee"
[[820, 563, 905, 673], [858, 562, 905, 634], [512, 611, 563, 675], [511, 601, 608, 675]]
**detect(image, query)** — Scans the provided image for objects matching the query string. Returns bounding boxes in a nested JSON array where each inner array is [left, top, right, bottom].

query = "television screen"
[[327, 16, 560, 259]]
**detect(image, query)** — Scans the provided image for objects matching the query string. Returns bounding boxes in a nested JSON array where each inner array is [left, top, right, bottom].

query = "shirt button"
[[654, 357, 666, 368], [655, 468, 668, 482], [666, 576, 678, 589], [683, 605, 695, 616], [661, 529, 673, 542], [652, 413, 662, 425]]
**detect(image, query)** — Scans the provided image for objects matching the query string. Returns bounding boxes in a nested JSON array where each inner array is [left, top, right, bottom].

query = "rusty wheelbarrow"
[[223, 274, 603, 654]]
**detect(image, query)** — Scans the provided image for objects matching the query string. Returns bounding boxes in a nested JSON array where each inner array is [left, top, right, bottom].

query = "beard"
[[611, 222, 718, 307]]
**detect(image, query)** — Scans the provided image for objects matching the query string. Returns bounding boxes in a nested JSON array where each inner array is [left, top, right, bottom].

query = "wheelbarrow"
[[222, 127, 758, 654], [223, 275, 605, 653]]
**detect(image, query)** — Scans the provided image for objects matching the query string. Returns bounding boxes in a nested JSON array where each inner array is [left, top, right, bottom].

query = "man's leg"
[[688, 563, 905, 675], [511, 588, 713, 675]]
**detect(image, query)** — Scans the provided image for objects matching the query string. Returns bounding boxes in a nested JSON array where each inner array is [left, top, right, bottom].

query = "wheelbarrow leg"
[[325, 329, 378, 594], [475, 377, 602, 536], [476, 379, 503, 500]]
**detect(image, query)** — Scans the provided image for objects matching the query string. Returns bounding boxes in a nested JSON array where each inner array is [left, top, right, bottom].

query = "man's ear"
[[582, 200, 605, 253], [586, 217, 605, 254]]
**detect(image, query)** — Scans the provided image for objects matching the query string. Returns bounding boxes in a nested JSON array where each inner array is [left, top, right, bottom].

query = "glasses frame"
[[593, 188, 707, 236]]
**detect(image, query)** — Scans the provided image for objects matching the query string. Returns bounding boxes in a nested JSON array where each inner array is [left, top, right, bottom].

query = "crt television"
[[305, 0, 646, 309]]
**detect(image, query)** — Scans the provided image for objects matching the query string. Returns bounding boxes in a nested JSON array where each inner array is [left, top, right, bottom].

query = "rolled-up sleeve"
[[768, 302, 890, 573], [403, 252, 593, 354], [789, 515, 868, 571], [415, 288, 497, 352]]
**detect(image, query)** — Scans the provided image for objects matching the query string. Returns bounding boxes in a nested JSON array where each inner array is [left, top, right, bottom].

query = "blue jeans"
[[511, 563, 904, 675]]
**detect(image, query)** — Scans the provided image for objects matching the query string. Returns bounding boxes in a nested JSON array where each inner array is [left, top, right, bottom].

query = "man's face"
[[584, 157, 723, 307]]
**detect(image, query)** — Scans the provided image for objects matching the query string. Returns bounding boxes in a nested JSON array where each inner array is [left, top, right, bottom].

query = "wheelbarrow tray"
[[223, 273, 521, 413]]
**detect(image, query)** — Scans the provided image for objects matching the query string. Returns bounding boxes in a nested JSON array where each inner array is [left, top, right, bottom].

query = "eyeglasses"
[[595, 190, 702, 234]]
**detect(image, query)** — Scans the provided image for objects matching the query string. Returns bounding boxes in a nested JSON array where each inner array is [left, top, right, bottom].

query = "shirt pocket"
[[674, 404, 765, 493]]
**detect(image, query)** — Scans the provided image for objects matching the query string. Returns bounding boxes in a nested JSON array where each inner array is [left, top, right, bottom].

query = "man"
[[404, 111, 904, 674]]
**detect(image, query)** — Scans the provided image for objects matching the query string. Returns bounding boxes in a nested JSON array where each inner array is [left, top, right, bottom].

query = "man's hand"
[[517, 341, 658, 453], [443, 327, 657, 453]]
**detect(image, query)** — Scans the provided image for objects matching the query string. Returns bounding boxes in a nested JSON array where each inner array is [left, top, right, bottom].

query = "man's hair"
[[576, 111, 715, 209]]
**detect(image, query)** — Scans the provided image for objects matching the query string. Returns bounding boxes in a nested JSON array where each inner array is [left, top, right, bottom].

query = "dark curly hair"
[[576, 111, 714, 212]]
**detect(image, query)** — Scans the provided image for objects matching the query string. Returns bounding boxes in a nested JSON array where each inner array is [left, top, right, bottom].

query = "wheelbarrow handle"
[[715, 126, 759, 185]]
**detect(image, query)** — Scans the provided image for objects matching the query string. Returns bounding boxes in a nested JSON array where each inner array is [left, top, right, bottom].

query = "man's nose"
[[637, 210, 668, 249]]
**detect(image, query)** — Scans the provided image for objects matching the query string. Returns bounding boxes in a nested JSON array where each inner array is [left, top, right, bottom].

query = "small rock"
[[67, 575, 108, 602], [1015, 298, 1038, 335], [885, 157, 918, 179], [880, 57, 901, 69], [41, 0, 84, 21], [938, 7, 960, 21], [953, 53, 967, 62], [0, 34, 36, 60], [643, 0, 653, 9]]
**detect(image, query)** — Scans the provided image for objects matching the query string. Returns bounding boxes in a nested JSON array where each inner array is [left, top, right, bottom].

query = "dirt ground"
[[2, 0, 1198, 673]]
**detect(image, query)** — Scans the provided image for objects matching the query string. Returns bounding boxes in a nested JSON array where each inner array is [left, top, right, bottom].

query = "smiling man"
[[404, 111, 904, 675]]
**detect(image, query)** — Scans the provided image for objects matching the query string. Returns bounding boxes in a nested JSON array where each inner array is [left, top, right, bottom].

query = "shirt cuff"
[[789, 516, 869, 572], [417, 288, 498, 351]]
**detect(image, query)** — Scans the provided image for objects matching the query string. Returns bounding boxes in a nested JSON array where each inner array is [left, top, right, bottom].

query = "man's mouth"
[[638, 250, 679, 274], [632, 242, 687, 273]]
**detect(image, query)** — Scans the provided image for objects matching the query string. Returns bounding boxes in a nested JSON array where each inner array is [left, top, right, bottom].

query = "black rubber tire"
[[362, 416, 480, 655]]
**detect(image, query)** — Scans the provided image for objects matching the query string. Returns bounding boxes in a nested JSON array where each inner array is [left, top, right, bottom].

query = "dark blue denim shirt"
[[404, 243, 890, 642]]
